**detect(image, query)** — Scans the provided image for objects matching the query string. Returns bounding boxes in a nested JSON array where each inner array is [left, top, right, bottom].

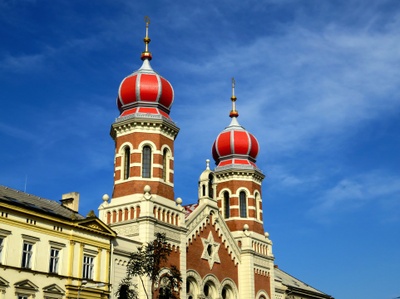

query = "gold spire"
[[229, 77, 239, 118], [141, 16, 152, 61]]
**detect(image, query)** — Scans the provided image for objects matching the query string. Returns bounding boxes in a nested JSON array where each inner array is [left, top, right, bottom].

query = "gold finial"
[[141, 16, 152, 60], [230, 77, 239, 118]]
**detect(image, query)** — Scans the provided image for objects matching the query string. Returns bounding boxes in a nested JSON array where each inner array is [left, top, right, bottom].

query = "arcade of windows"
[[186, 278, 236, 299], [221, 190, 262, 221], [121, 144, 171, 181]]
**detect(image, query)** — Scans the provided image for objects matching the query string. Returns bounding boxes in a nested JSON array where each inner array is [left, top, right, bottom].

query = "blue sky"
[[1, 0, 399, 298]]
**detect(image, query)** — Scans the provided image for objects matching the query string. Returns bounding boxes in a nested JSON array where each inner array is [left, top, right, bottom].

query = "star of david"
[[201, 231, 221, 269]]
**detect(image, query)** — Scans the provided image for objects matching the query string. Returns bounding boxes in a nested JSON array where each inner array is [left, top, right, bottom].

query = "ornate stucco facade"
[[0, 187, 116, 299]]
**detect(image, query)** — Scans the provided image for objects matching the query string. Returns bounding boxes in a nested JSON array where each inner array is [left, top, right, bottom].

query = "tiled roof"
[[0, 185, 84, 220], [183, 203, 198, 217], [275, 267, 334, 298]]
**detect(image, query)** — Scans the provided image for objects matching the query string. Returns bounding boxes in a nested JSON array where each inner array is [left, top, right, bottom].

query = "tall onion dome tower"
[[99, 18, 182, 239], [212, 79, 266, 235]]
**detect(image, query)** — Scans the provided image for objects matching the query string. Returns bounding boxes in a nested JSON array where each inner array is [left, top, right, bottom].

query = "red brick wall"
[[112, 130, 175, 199], [216, 179, 265, 234], [186, 221, 238, 286], [254, 270, 271, 299]]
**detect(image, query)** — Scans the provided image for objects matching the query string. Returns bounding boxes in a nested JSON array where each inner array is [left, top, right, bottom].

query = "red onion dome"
[[116, 16, 174, 119], [212, 117, 259, 168], [211, 78, 260, 169], [116, 59, 174, 118]]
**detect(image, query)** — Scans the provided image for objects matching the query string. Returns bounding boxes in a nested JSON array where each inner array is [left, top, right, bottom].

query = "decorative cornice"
[[214, 168, 265, 183], [110, 115, 179, 140]]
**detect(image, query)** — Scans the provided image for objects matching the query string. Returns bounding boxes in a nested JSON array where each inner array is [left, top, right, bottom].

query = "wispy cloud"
[[309, 171, 400, 219], [0, 122, 36, 141]]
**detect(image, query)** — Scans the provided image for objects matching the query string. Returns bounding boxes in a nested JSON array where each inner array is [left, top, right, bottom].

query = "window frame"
[[223, 191, 230, 219], [162, 148, 169, 182], [0, 229, 11, 265], [123, 146, 131, 180], [0, 237, 3, 264], [239, 191, 247, 218], [49, 247, 60, 274], [21, 241, 34, 269], [142, 145, 152, 178], [82, 254, 95, 280], [208, 174, 214, 198]]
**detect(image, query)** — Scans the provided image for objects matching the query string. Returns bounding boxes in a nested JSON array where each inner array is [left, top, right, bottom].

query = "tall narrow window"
[[224, 191, 230, 219], [208, 174, 214, 198], [0, 237, 3, 263], [21, 242, 33, 268], [123, 146, 130, 180], [162, 148, 168, 182], [49, 248, 60, 273], [239, 191, 247, 218], [142, 146, 152, 178], [82, 255, 94, 280], [255, 192, 260, 220]]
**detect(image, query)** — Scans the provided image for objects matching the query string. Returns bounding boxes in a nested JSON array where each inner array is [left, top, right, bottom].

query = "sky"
[[0, 0, 399, 298]]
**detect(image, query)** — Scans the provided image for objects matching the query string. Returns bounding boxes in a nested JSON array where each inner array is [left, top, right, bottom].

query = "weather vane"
[[141, 16, 152, 60], [144, 16, 150, 36], [230, 77, 238, 118], [232, 77, 236, 97]]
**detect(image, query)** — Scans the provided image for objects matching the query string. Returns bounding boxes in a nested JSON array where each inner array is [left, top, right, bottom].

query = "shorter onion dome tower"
[[212, 79, 266, 235], [99, 17, 182, 237]]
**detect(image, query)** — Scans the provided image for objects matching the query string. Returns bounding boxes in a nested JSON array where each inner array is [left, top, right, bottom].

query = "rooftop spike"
[[141, 16, 152, 61], [229, 77, 239, 118]]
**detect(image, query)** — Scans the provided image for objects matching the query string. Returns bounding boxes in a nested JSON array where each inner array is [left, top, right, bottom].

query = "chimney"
[[61, 192, 80, 212]]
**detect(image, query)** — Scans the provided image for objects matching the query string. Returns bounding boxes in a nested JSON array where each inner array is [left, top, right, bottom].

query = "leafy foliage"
[[116, 232, 182, 299], [115, 277, 138, 299]]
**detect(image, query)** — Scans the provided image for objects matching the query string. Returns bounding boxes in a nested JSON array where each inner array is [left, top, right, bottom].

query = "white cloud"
[[309, 171, 400, 217]]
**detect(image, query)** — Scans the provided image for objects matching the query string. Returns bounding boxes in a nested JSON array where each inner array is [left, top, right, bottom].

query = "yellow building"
[[0, 185, 116, 299]]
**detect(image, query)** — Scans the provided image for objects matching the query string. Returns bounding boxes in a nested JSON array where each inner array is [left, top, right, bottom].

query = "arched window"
[[123, 146, 130, 180], [239, 191, 247, 218], [255, 192, 260, 220], [224, 191, 230, 219], [162, 148, 169, 182], [142, 145, 152, 178], [187, 277, 199, 299], [208, 174, 214, 198], [203, 281, 216, 299], [222, 286, 234, 299], [158, 276, 171, 299]]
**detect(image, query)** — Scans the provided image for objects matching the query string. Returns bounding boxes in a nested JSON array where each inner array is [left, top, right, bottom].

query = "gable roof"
[[0, 185, 84, 220], [43, 283, 65, 295], [275, 267, 334, 299], [184, 203, 198, 217], [76, 216, 117, 236], [14, 279, 39, 291]]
